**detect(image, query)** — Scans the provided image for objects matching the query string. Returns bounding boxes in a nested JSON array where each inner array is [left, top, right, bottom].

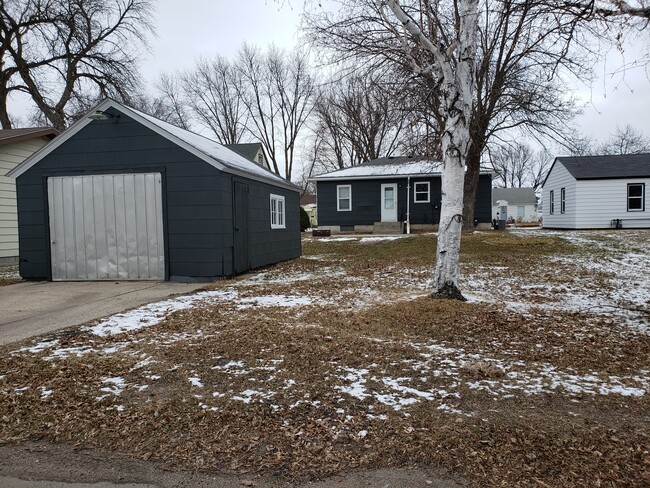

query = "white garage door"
[[47, 173, 165, 281]]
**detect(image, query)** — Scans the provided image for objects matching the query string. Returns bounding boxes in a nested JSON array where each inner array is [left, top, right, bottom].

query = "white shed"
[[542, 153, 650, 229], [491, 187, 538, 222], [0, 128, 58, 265]]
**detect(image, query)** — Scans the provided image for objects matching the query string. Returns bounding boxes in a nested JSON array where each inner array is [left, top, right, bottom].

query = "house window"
[[414, 181, 430, 203], [549, 190, 554, 214], [628, 183, 645, 211], [257, 153, 264, 165], [270, 194, 285, 229], [560, 188, 566, 214], [337, 185, 351, 211]]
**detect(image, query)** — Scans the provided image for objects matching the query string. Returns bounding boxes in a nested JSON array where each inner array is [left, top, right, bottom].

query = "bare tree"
[[236, 44, 315, 180], [0, 0, 153, 130], [310, 72, 412, 172], [491, 142, 533, 188], [460, 0, 586, 230], [181, 56, 248, 144], [306, 1, 583, 232], [598, 125, 650, 154]]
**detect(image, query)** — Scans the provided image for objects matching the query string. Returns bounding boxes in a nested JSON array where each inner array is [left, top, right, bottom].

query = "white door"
[[381, 183, 398, 222], [47, 173, 165, 281]]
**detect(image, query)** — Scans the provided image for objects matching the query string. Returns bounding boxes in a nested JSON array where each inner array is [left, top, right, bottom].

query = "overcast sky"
[[9, 1, 650, 155]]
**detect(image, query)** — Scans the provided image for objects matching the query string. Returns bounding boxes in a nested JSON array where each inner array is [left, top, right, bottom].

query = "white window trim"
[[413, 181, 430, 203], [627, 183, 645, 212], [560, 187, 566, 214], [337, 184, 352, 212], [270, 194, 286, 229]]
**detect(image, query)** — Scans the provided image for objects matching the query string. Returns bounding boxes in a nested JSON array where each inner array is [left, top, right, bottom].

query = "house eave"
[[310, 171, 493, 182]]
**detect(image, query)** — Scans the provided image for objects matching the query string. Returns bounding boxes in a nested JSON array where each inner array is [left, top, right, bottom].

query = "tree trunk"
[[462, 138, 484, 231], [432, 120, 469, 301]]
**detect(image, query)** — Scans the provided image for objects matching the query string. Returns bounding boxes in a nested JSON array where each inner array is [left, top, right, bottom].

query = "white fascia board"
[[6, 98, 110, 178]]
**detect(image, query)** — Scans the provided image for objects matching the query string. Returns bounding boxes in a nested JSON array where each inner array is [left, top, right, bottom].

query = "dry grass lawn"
[[1, 230, 649, 486]]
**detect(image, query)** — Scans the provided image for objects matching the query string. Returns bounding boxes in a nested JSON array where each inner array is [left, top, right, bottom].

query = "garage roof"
[[7, 99, 298, 191]]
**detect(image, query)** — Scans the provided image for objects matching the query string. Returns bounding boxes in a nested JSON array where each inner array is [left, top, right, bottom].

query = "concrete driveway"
[[0, 281, 206, 346]]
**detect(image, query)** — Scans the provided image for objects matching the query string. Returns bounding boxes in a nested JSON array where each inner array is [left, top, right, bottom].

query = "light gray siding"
[[491, 203, 537, 222], [0, 137, 51, 261], [543, 161, 577, 229], [574, 178, 650, 229]]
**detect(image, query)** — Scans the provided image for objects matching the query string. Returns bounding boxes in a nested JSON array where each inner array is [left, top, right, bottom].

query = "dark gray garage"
[[8, 98, 301, 282]]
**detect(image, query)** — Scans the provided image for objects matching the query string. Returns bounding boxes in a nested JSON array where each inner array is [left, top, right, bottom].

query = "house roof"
[[543, 153, 650, 187], [492, 187, 537, 206], [0, 127, 58, 146], [7, 99, 298, 191], [300, 194, 317, 206], [312, 156, 443, 180], [224, 143, 263, 162]]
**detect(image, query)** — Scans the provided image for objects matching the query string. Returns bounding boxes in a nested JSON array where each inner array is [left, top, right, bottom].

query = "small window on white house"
[[560, 188, 566, 214], [257, 153, 264, 165], [270, 194, 285, 229], [337, 185, 352, 211], [414, 182, 430, 203], [549, 190, 554, 214], [628, 183, 645, 211]]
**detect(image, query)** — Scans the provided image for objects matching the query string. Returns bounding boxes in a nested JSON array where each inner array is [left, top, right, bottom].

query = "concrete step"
[[373, 221, 404, 234]]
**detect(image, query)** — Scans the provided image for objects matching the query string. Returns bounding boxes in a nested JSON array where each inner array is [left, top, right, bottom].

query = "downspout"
[[406, 176, 411, 234]]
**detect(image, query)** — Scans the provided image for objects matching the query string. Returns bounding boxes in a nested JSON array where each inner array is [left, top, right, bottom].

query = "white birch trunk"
[[386, 0, 479, 299]]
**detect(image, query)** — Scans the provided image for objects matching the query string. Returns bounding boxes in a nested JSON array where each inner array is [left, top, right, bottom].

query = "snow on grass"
[[87, 289, 238, 337], [98, 377, 126, 398], [237, 295, 313, 309], [0, 266, 20, 281], [189, 377, 203, 388], [359, 236, 410, 243]]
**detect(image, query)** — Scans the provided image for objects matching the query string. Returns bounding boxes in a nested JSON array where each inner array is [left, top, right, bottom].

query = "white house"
[[542, 153, 650, 229], [0, 128, 58, 265], [492, 187, 538, 222]]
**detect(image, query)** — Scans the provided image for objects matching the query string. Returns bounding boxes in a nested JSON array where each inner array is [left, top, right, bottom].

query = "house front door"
[[381, 183, 398, 222]]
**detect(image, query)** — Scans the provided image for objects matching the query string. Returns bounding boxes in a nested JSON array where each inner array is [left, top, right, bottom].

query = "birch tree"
[[384, 0, 479, 299]]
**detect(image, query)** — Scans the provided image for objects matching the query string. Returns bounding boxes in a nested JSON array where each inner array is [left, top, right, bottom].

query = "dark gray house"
[[8, 99, 300, 282], [312, 156, 493, 233]]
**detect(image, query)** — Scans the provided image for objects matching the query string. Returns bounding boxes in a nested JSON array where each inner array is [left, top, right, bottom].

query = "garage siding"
[[16, 111, 228, 280]]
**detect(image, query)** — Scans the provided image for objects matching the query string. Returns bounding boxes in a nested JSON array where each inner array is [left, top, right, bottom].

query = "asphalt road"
[[0, 280, 206, 346]]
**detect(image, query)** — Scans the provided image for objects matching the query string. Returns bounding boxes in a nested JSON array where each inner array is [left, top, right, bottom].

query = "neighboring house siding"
[[491, 204, 537, 222], [543, 162, 576, 228], [15, 114, 299, 280], [0, 137, 51, 262], [574, 178, 650, 229], [317, 174, 491, 226]]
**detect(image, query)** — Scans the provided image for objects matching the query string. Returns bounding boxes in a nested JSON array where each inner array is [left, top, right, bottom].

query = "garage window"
[[628, 183, 645, 211], [414, 181, 430, 203], [270, 194, 285, 229]]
